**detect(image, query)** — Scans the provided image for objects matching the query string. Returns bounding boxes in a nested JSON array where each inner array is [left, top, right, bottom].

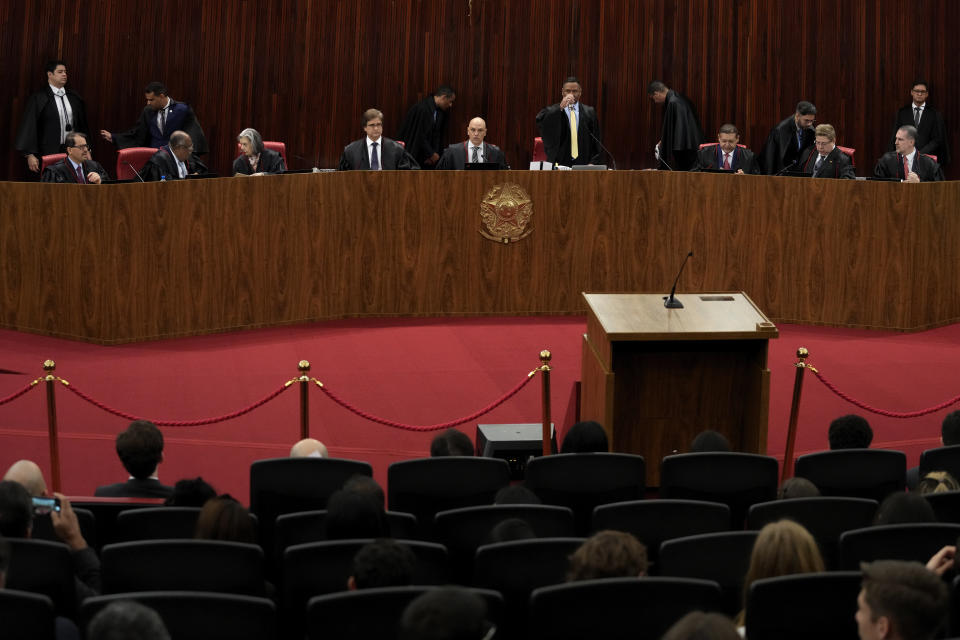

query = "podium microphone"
[[663, 251, 694, 309], [588, 131, 617, 170], [124, 162, 145, 182], [774, 161, 797, 176]]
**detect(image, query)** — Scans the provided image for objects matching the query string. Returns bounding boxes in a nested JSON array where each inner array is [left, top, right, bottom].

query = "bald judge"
[[436, 117, 509, 170]]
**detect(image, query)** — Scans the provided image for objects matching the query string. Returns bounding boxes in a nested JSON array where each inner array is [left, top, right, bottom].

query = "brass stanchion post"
[[782, 348, 813, 483], [539, 350, 552, 456], [298, 360, 311, 441], [43, 359, 62, 493]]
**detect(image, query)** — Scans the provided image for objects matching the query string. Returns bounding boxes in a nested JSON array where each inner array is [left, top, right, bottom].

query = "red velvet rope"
[[812, 369, 960, 418], [317, 373, 537, 431], [61, 381, 292, 426], [0, 381, 39, 406]]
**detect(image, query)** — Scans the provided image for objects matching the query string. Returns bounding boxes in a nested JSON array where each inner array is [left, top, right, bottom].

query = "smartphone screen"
[[31, 496, 61, 515]]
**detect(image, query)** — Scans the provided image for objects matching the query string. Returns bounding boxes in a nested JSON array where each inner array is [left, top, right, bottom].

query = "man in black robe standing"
[[396, 85, 455, 169], [15, 60, 90, 175], [889, 81, 950, 169], [536, 76, 602, 167], [759, 101, 817, 175], [648, 81, 704, 171]]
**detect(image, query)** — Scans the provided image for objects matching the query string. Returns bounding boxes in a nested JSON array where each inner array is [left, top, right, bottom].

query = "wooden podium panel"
[[580, 292, 778, 486]]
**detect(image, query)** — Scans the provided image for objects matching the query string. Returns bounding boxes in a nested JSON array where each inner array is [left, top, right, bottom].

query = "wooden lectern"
[[580, 292, 778, 486]]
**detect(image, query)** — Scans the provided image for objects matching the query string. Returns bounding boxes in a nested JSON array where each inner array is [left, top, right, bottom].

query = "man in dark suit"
[[41, 132, 110, 183], [95, 420, 174, 498], [759, 101, 817, 175], [874, 125, 943, 182], [436, 117, 509, 170], [100, 81, 208, 154], [889, 81, 950, 167], [396, 85, 456, 169], [693, 124, 759, 174], [339, 109, 419, 170], [536, 76, 602, 167], [648, 81, 704, 171], [141, 131, 208, 181], [798, 124, 856, 179], [15, 60, 90, 174]]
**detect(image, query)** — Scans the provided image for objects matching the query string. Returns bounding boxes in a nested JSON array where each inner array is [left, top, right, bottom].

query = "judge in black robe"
[[141, 131, 208, 181], [648, 82, 704, 171], [436, 141, 509, 170], [874, 151, 943, 182], [233, 127, 286, 175], [15, 61, 90, 173], [338, 137, 418, 170], [102, 82, 208, 155], [797, 125, 856, 179], [889, 83, 950, 166], [536, 77, 602, 167], [759, 102, 817, 175], [694, 144, 759, 174], [40, 131, 109, 183], [396, 87, 456, 168]]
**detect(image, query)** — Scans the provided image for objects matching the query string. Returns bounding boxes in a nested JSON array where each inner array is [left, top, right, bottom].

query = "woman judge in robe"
[[233, 127, 286, 176]]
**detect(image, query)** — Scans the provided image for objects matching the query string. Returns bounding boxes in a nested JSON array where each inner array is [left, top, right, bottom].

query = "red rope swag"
[[0, 380, 40, 406], [811, 368, 960, 418]]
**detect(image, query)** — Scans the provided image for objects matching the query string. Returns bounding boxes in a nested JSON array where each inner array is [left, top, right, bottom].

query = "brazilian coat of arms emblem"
[[479, 183, 534, 243]]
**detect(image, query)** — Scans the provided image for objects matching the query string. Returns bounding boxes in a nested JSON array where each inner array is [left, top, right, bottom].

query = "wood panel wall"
[[3, 1, 958, 179]]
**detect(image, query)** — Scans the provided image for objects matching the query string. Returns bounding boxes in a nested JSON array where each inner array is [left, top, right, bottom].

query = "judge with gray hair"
[[233, 127, 286, 176]]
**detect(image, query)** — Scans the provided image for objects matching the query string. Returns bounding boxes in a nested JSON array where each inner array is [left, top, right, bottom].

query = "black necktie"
[[472, 146, 480, 163], [370, 142, 379, 170], [160, 108, 167, 134], [914, 107, 921, 127], [814, 155, 824, 175]]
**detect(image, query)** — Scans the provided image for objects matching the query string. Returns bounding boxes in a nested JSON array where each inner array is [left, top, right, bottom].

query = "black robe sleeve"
[[659, 92, 704, 164], [111, 109, 152, 150], [15, 90, 50, 157]]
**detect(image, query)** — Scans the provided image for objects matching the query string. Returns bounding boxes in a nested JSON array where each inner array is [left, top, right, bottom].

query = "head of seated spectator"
[[87, 600, 171, 640], [430, 429, 474, 457], [324, 488, 390, 539], [484, 517, 536, 545], [777, 477, 821, 499], [857, 559, 949, 640], [690, 430, 731, 453], [164, 476, 216, 507], [567, 530, 648, 581], [941, 411, 960, 447], [290, 437, 328, 458], [915, 471, 960, 495], [400, 587, 493, 640], [342, 474, 386, 510], [347, 538, 416, 590], [560, 421, 609, 453], [194, 494, 256, 544], [737, 520, 824, 625], [493, 484, 541, 505], [874, 492, 937, 525], [95, 420, 173, 498], [662, 611, 741, 640], [3, 460, 48, 497], [828, 414, 874, 449]]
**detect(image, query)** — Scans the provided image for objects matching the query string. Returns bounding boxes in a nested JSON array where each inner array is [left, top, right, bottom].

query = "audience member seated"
[[163, 476, 216, 507], [873, 492, 937, 525], [856, 560, 949, 640], [828, 414, 874, 450], [194, 495, 257, 543], [347, 539, 416, 590], [430, 429, 474, 457], [3, 460, 48, 497], [483, 518, 536, 545], [916, 471, 960, 495], [290, 437, 328, 458], [94, 420, 174, 498], [86, 600, 171, 640], [690, 430, 731, 453], [342, 474, 386, 509], [493, 484, 541, 505], [777, 477, 821, 499], [324, 489, 390, 539], [0, 480, 101, 600], [735, 519, 824, 626], [907, 411, 960, 489], [662, 611, 741, 640], [560, 421, 609, 453], [400, 587, 493, 640], [566, 530, 648, 581]]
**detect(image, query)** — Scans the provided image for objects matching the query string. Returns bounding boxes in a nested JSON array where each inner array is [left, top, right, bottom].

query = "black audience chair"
[[746, 497, 878, 569], [435, 504, 576, 582], [305, 586, 503, 640], [919, 444, 960, 481], [658, 530, 759, 616], [793, 449, 906, 502], [838, 523, 960, 570], [745, 572, 862, 640], [71, 500, 165, 547], [524, 453, 646, 535], [5, 539, 77, 617], [472, 537, 585, 640], [31, 508, 97, 549], [591, 499, 731, 569], [925, 490, 960, 524], [0, 589, 58, 640], [282, 538, 448, 638], [387, 457, 510, 538], [115, 506, 201, 541], [101, 539, 265, 595], [80, 591, 276, 640], [951, 575, 960, 637], [529, 576, 721, 640], [659, 452, 779, 526]]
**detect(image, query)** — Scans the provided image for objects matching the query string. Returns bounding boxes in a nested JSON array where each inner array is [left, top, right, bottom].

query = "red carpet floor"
[[1, 318, 958, 502]]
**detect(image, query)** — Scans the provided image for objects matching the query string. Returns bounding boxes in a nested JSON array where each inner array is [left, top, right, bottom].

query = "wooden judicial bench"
[[0, 170, 958, 344]]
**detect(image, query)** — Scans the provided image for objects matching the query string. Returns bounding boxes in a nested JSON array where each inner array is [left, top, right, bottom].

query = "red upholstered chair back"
[[116, 147, 159, 180], [697, 143, 747, 150], [836, 145, 856, 166], [235, 141, 288, 166], [924, 153, 938, 162], [533, 137, 547, 161], [41, 153, 67, 172], [396, 140, 405, 148]]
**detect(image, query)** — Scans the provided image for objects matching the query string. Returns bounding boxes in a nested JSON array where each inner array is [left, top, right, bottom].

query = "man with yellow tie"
[[536, 76, 602, 167]]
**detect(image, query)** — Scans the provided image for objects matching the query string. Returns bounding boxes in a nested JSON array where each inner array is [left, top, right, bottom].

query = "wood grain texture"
[[3, 1, 958, 179], [0, 171, 957, 344]]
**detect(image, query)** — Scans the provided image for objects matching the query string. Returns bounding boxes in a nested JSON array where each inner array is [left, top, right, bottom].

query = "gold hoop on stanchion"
[[782, 348, 817, 483]]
